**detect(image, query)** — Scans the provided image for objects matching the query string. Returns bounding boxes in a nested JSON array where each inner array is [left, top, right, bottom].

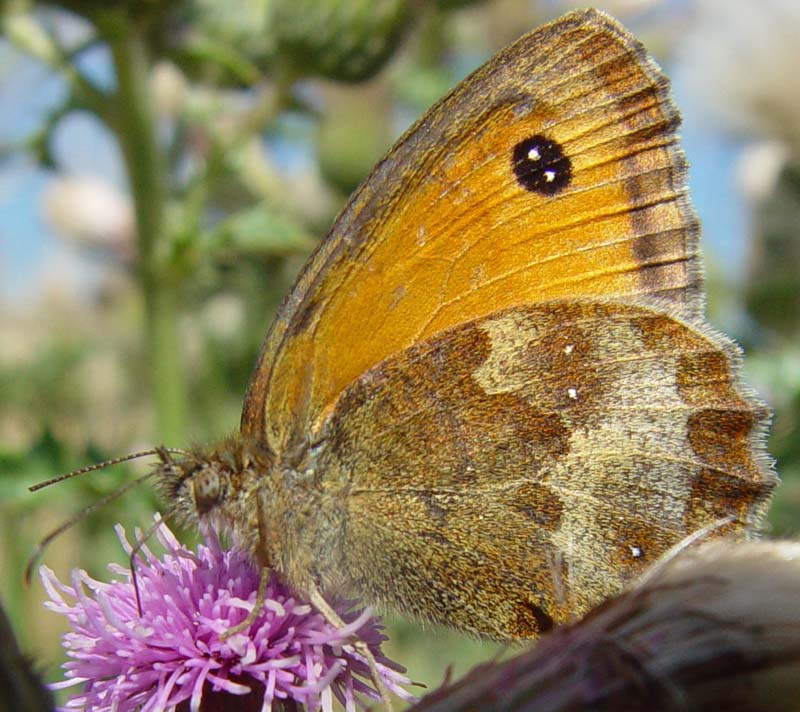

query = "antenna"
[[28, 448, 188, 492], [24, 469, 161, 585]]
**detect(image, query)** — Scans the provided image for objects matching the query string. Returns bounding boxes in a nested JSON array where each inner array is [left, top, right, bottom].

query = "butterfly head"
[[155, 437, 274, 542]]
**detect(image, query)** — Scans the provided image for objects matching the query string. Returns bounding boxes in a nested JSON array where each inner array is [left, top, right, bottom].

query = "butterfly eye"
[[512, 135, 572, 195], [192, 467, 224, 515]]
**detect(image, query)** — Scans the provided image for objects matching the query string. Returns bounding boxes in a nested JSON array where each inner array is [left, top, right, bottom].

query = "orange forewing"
[[242, 10, 700, 449]]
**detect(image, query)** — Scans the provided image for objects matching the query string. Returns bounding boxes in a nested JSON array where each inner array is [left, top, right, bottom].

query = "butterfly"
[[158, 8, 775, 641]]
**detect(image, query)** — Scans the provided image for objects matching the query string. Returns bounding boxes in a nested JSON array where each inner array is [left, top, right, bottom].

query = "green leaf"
[[204, 204, 317, 256]]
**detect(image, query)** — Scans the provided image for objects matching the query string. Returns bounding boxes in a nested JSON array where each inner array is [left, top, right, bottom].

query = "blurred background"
[[1, 0, 799, 707]]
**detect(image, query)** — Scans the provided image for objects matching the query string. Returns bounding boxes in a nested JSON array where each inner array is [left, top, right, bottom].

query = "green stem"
[[103, 13, 186, 444]]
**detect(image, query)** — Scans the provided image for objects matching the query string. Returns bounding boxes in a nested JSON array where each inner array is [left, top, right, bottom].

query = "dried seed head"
[[411, 540, 800, 712]]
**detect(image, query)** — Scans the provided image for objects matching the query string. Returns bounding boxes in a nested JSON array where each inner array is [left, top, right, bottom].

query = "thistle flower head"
[[41, 521, 412, 712]]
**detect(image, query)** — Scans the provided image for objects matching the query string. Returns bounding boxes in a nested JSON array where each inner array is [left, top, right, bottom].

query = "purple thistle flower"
[[41, 521, 413, 712]]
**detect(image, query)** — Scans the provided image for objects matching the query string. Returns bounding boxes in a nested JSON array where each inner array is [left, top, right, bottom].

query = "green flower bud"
[[186, 0, 275, 72], [271, 0, 413, 82]]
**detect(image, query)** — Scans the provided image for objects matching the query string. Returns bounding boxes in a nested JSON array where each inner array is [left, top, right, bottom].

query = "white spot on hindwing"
[[543, 316, 693, 604]]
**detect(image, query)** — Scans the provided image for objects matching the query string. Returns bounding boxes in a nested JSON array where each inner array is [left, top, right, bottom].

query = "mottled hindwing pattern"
[[320, 302, 773, 637]]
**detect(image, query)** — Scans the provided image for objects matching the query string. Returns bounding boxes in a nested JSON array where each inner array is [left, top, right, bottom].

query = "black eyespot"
[[512, 135, 571, 195]]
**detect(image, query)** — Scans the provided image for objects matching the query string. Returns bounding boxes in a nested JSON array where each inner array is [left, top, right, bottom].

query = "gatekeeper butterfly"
[[152, 9, 775, 641]]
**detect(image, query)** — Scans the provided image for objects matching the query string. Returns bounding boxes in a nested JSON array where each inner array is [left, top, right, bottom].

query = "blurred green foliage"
[[1, 0, 799, 709]]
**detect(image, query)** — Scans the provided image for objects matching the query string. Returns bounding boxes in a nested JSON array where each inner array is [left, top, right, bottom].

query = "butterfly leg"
[[219, 566, 269, 640], [308, 583, 395, 712]]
